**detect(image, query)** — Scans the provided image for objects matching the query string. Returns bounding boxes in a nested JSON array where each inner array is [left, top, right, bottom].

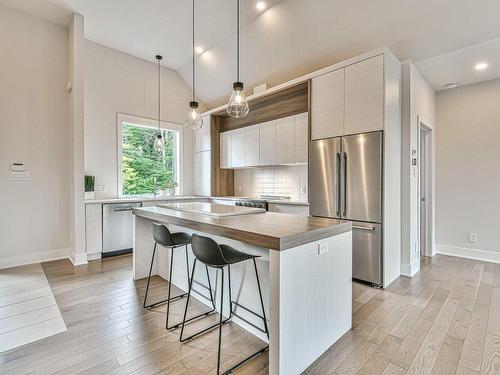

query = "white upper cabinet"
[[193, 150, 211, 196], [220, 131, 231, 169], [311, 68, 344, 140], [344, 55, 384, 134], [244, 125, 260, 166], [195, 115, 211, 152], [230, 128, 245, 168], [259, 120, 276, 166], [275, 116, 295, 164], [294, 112, 308, 163]]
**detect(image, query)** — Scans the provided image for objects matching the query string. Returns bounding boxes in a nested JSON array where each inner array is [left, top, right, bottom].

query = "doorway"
[[418, 121, 433, 256]]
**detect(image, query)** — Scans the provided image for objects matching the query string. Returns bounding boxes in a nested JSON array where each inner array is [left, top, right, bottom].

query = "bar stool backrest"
[[191, 234, 227, 267], [153, 223, 175, 247]]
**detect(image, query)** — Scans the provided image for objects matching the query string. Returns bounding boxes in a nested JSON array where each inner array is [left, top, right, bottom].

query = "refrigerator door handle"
[[352, 225, 376, 231], [343, 152, 347, 216], [336, 152, 341, 216]]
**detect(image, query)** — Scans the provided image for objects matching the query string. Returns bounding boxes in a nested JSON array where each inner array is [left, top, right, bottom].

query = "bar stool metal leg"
[[144, 243, 188, 309], [216, 267, 225, 375], [180, 264, 232, 343], [166, 248, 217, 330]]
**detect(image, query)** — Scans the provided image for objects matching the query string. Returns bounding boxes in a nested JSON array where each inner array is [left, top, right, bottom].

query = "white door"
[[194, 150, 211, 196], [311, 69, 344, 140], [344, 55, 384, 135], [244, 124, 260, 167], [275, 116, 295, 164], [231, 129, 245, 168], [195, 115, 211, 152], [294, 112, 308, 163], [220, 132, 232, 168], [259, 120, 276, 165]]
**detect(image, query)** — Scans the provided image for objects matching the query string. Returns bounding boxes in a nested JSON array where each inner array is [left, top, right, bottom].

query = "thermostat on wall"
[[10, 162, 26, 172]]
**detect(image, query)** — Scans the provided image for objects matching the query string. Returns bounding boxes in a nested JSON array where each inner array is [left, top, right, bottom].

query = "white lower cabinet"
[[85, 204, 102, 256]]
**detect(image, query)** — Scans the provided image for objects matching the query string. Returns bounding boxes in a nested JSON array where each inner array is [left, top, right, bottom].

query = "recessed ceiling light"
[[444, 83, 458, 89], [256, 1, 266, 10], [195, 46, 204, 54], [475, 62, 488, 71]]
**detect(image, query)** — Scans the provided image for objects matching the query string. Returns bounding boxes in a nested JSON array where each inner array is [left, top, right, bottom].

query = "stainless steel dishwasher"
[[102, 202, 142, 257]]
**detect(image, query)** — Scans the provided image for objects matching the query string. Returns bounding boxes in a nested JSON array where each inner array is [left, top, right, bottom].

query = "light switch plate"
[[95, 185, 108, 192], [318, 242, 328, 255]]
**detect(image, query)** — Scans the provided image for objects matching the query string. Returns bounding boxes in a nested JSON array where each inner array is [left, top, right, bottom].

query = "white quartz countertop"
[[85, 195, 309, 206]]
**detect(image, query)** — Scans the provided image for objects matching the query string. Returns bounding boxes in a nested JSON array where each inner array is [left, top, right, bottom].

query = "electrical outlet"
[[318, 242, 328, 255], [300, 185, 307, 194], [468, 233, 478, 243], [237, 185, 243, 194]]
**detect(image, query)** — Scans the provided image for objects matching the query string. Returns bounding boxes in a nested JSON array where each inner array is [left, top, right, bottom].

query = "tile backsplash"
[[234, 165, 308, 201]]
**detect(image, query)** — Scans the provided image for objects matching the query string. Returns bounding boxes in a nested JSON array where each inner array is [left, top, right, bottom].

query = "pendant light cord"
[[192, 0, 195, 102], [237, 0, 240, 82], [157, 57, 161, 131]]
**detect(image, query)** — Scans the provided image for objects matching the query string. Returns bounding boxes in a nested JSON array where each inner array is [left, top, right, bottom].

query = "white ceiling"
[[415, 37, 500, 91], [3, 0, 500, 106]]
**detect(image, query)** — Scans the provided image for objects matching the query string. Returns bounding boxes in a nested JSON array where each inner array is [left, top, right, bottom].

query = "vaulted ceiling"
[[2, 0, 500, 106]]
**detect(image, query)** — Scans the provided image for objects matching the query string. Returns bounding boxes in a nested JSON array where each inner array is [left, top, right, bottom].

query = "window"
[[117, 114, 183, 197]]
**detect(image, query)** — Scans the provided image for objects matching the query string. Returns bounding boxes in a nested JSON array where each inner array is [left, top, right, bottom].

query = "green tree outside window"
[[122, 122, 177, 195]]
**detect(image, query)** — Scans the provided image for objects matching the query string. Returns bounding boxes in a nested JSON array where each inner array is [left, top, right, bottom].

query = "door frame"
[[417, 120, 434, 257]]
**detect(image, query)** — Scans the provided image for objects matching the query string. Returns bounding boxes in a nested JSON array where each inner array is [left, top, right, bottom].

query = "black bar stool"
[[143, 223, 216, 330], [180, 233, 269, 375]]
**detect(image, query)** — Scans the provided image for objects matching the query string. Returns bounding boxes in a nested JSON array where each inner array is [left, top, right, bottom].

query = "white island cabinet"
[[133, 204, 352, 375]]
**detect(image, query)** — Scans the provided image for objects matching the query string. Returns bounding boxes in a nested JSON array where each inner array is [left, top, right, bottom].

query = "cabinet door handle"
[[113, 207, 134, 212], [336, 152, 341, 216]]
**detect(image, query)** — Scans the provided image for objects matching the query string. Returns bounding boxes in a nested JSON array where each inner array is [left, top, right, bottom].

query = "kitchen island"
[[133, 203, 352, 375]]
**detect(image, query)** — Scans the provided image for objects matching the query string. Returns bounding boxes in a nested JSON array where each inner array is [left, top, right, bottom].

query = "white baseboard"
[[0, 248, 71, 269], [437, 244, 500, 264], [401, 258, 420, 277], [67, 249, 88, 266]]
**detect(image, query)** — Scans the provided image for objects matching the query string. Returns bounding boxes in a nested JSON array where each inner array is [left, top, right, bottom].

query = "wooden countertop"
[[133, 205, 351, 251]]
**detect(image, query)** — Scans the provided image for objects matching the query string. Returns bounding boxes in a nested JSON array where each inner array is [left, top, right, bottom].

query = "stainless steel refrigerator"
[[309, 131, 383, 286]]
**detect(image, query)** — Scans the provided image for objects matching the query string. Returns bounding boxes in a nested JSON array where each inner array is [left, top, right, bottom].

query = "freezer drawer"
[[351, 221, 382, 286], [102, 202, 142, 256]]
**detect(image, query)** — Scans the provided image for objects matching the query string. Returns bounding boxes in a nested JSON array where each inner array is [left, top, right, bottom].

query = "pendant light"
[[185, 0, 203, 129], [153, 54, 165, 152], [226, 0, 249, 118]]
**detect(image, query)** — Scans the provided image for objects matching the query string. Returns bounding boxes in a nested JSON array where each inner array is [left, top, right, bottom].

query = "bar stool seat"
[[219, 244, 257, 264], [180, 234, 269, 375], [170, 232, 192, 246], [143, 223, 216, 330]]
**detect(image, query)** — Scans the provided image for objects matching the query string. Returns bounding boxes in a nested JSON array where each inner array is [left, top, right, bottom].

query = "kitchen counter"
[[85, 195, 209, 204], [132, 202, 352, 375], [133, 204, 349, 251], [266, 200, 309, 206]]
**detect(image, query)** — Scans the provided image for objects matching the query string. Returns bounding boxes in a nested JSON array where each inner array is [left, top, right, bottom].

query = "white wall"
[[234, 165, 308, 201], [84, 41, 197, 199], [0, 5, 71, 267], [436, 79, 500, 262], [401, 61, 436, 276]]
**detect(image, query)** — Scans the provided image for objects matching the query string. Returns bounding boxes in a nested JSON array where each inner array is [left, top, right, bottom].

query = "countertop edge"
[[133, 207, 349, 251]]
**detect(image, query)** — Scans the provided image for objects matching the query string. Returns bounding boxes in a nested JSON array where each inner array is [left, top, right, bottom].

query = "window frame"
[[116, 113, 184, 197]]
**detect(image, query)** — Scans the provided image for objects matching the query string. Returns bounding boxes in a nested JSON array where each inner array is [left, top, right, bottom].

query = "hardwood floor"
[[0, 263, 66, 352], [0, 254, 499, 374]]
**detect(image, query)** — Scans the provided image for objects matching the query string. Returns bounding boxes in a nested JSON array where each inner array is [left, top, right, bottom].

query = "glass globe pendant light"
[[227, 0, 249, 118], [185, 0, 203, 129], [154, 54, 165, 152]]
